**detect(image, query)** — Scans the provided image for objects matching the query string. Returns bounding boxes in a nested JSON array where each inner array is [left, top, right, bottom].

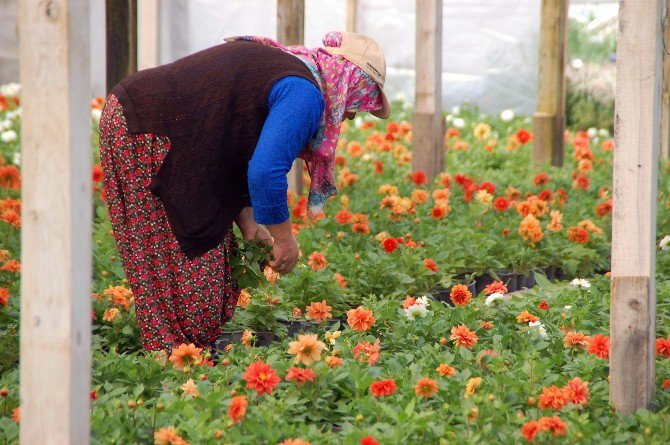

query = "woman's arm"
[[246, 76, 324, 273], [246, 76, 324, 225]]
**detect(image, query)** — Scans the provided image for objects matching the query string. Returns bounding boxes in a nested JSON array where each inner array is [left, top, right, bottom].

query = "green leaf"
[[133, 383, 144, 398]]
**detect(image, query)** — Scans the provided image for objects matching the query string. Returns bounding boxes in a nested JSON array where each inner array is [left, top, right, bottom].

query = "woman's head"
[[320, 31, 390, 119]]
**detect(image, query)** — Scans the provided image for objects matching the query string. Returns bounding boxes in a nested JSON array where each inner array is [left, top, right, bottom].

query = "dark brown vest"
[[112, 41, 319, 259]]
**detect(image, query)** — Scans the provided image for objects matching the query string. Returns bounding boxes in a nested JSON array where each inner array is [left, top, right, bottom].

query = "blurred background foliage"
[[566, 14, 617, 132]]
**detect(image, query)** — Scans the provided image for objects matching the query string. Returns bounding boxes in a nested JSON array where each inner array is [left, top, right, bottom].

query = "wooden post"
[[532, 0, 568, 167], [661, 0, 670, 159], [19, 1, 92, 443], [412, 0, 444, 179], [346, 0, 357, 33], [277, 0, 305, 196], [138, 0, 160, 70], [610, 0, 663, 415], [106, 0, 137, 92]]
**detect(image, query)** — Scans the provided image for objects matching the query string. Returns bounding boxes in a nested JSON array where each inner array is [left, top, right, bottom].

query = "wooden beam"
[[138, 0, 160, 70], [19, 1, 92, 443], [346, 0, 357, 33], [106, 0, 137, 92], [277, 0, 304, 45], [277, 0, 305, 196], [412, 0, 444, 179], [532, 0, 568, 167], [661, 0, 670, 159], [610, 0, 663, 415]]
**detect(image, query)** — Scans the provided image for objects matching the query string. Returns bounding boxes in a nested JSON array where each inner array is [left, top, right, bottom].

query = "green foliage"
[[230, 238, 272, 290], [566, 87, 615, 133], [2, 91, 670, 444], [567, 17, 616, 64]]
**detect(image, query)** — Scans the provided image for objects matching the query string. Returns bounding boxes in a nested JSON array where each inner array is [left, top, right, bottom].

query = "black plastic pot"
[[554, 268, 565, 281], [214, 330, 279, 350], [431, 289, 454, 306], [543, 267, 556, 281], [474, 273, 495, 295], [519, 270, 536, 289], [255, 332, 280, 346], [431, 281, 476, 306], [215, 331, 243, 350], [279, 319, 342, 336], [497, 271, 518, 293]]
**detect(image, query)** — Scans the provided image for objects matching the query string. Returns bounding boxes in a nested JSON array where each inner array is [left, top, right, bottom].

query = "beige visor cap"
[[324, 32, 390, 119]]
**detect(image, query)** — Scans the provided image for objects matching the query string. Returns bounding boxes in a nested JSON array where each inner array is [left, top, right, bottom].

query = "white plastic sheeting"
[[152, 0, 542, 114], [0, 1, 617, 114], [0, 1, 18, 83]]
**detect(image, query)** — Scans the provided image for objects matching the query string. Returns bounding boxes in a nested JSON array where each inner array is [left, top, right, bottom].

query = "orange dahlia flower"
[[484, 280, 507, 295], [352, 338, 381, 366], [0, 287, 10, 307], [567, 226, 589, 244], [347, 306, 376, 331], [538, 416, 568, 437], [563, 331, 590, 349], [305, 300, 332, 323], [154, 426, 189, 445], [288, 334, 326, 366], [538, 385, 569, 411], [414, 377, 439, 398], [521, 420, 541, 442], [242, 361, 281, 396], [370, 379, 397, 397], [450, 284, 472, 306], [325, 355, 343, 368], [285, 367, 317, 386], [168, 343, 203, 370], [436, 363, 456, 377], [450, 325, 478, 348], [517, 310, 540, 324], [586, 334, 610, 359], [308, 252, 327, 271], [228, 395, 247, 424], [565, 377, 589, 406]]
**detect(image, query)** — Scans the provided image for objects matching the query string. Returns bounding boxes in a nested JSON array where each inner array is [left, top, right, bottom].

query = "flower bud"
[[156, 402, 165, 410]]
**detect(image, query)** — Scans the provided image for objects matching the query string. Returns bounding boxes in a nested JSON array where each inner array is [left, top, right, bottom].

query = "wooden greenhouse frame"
[[18, 0, 663, 442]]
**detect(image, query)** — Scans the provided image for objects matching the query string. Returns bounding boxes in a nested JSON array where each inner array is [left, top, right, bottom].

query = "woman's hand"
[[234, 207, 273, 246], [241, 224, 273, 245], [265, 219, 299, 274]]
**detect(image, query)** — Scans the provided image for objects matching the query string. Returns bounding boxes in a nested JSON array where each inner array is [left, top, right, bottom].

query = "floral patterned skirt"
[[99, 93, 239, 352]]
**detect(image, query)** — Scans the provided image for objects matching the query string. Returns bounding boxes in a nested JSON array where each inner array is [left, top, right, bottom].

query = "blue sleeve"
[[247, 76, 325, 225]]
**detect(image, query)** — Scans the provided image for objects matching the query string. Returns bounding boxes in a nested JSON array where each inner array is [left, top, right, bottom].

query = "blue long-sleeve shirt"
[[247, 76, 325, 225]]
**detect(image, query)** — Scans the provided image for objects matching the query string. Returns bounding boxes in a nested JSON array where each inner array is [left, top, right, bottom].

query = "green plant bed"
[[2, 92, 670, 443]]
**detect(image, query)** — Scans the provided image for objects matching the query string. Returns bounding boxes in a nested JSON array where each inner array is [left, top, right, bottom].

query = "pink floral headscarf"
[[225, 32, 384, 218]]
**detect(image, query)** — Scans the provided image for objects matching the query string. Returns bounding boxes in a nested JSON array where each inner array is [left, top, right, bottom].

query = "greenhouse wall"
[[0, 0, 616, 115]]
